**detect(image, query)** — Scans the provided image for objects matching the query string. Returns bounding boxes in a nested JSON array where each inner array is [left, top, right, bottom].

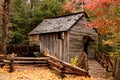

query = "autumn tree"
[[1, 0, 10, 54], [62, 0, 118, 33]]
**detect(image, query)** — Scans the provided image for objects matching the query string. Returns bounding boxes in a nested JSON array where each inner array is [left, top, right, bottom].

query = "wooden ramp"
[[88, 59, 113, 80]]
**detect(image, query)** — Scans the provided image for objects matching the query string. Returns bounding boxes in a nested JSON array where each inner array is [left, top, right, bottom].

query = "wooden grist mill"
[[29, 12, 98, 62]]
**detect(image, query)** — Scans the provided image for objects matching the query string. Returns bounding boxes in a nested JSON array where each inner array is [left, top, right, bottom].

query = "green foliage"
[[98, 32, 120, 57], [9, 0, 66, 44], [98, 35, 113, 54], [70, 56, 79, 66]]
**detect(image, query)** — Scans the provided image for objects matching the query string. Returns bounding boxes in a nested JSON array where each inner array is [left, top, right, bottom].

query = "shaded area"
[[83, 36, 94, 55]]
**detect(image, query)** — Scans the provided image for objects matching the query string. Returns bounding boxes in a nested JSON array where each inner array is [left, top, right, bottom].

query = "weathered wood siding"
[[29, 34, 40, 45], [39, 32, 69, 62], [69, 16, 98, 61]]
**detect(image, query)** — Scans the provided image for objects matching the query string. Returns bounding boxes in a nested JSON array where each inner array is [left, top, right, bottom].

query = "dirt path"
[[88, 59, 114, 80]]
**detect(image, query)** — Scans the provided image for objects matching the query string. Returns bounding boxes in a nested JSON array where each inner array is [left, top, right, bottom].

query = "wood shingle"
[[29, 12, 87, 34]]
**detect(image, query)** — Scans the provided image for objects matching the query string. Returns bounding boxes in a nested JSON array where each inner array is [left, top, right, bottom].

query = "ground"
[[0, 59, 113, 80], [0, 64, 90, 80]]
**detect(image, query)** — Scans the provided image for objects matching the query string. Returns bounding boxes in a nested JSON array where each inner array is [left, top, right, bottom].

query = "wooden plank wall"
[[29, 34, 40, 45], [69, 17, 87, 61], [39, 32, 69, 62], [69, 16, 98, 60], [113, 58, 120, 80]]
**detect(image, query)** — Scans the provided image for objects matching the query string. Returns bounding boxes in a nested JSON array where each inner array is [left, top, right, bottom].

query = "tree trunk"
[[1, 0, 10, 54]]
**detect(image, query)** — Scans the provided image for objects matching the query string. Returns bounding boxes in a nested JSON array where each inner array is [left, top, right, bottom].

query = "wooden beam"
[[43, 50, 89, 76], [4, 60, 47, 64], [6, 57, 50, 61], [48, 60, 63, 69]]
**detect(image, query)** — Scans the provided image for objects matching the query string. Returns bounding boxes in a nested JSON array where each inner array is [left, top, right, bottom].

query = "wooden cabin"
[[29, 12, 98, 62]]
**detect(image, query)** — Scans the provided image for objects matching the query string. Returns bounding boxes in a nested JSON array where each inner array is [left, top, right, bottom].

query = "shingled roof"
[[29, 12, 88, 35]]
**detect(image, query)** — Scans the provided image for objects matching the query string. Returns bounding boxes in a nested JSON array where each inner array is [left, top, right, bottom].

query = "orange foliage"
[[85, 0, 117, 10], [63, 0, 117, 12], [62, 0, 119, 34], [62, 2, 76, 13]]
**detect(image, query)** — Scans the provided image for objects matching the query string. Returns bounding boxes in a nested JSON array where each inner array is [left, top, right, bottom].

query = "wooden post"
[[9, 59, 13, 72], [113, 58, 120, 80], [9, 53, 15, 72], [60, 66, 66, 78], [101, 54, 104, 67], [105, 56, 109, 72], [83, 51, 88, 71], [112, 58, 117, 77]]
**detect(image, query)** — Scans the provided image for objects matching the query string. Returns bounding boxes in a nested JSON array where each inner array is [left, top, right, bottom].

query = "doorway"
[[83, 36, 94, 55]]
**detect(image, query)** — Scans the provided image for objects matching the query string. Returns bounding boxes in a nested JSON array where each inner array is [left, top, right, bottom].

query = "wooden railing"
[[77, 51, 88, 71], [113, 58, 120, 80], [2, 51, 89, 77], [95, 51, 120, 80], [95, 51, 116, 72], [43, 50, 89, 77], [4, 56, 49, 72]]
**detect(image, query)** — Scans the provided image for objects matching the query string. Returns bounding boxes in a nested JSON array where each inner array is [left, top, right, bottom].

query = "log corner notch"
[[43, 50, 90, 77]]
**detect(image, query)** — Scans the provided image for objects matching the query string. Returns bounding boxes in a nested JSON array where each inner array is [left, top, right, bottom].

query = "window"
[[58, 32, 62, 39], [58, 32, 64, 40]]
